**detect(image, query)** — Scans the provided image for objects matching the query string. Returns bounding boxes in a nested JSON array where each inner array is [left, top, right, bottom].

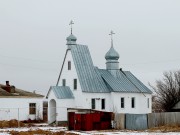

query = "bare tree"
[[151, 70, 180, 112]]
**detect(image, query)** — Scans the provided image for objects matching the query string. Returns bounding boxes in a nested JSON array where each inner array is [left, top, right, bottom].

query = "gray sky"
[[0, 0, 180, 95]]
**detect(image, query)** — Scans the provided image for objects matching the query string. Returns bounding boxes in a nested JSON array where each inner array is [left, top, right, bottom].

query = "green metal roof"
[[51, 86, 74, 99], [70, 45, 110, 93], [123, 71, 152, 94], [68, 44, 152, 94], [98, 69, 152, 94]]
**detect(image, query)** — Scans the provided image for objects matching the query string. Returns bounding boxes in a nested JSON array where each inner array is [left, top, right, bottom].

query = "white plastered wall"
[[47, 88, 75, 123], [111, 92, 152, 114], [82, 93, 112, 111], [58, 49, 84, 108], [0, 97, 43, 121]]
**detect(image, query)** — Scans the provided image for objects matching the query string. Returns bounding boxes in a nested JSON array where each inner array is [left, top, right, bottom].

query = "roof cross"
[[109, 30, 115, 47], [69, 20, 74, 34]]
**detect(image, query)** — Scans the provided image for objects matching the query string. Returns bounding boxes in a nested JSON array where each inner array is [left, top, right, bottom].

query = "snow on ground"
[[0, 127, 180, 135], [0, 126, 66, 132], [0, 133, 10, 135], [69, 131, 180, 135]]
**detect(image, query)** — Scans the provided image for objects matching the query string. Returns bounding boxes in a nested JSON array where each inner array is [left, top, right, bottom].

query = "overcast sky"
[[0, 0, 180, 95]]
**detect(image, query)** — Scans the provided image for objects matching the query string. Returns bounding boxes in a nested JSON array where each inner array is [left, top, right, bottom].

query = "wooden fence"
[[114, 112, 180, 130], [148, 112, 180, 128]]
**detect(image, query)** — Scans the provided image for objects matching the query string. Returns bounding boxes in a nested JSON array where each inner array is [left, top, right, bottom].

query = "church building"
[[46, 23, 152, 124]]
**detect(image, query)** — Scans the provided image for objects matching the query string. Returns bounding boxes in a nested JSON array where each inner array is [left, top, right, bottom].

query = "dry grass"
[[148, 125, 180, 132], [0, 120, 25, 128], [9, 129, 78, 135]]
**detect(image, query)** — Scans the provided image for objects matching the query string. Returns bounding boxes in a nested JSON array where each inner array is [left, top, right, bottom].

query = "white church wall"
[[0, 98, 43, 121], [48, 91, 57, 124], [111, 92, 152, 114], [58, 50, 84, 108], [82, 93, 112, 112], [47, 89, 75, 123], [56, 99, 75, 122]]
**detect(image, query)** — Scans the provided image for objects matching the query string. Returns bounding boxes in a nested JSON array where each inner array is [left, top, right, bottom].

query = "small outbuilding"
[[171, 101, 180, 112], [0, 81, 44, 121]]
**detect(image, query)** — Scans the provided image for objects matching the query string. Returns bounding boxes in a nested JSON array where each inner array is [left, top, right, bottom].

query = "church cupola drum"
[[105, 30, 120, 71], [66, 20, 77, 47]]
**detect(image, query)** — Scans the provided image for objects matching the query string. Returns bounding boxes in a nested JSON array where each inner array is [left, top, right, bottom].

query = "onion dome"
[[66, 34, 77, 45], [105, 46, 119, 60]]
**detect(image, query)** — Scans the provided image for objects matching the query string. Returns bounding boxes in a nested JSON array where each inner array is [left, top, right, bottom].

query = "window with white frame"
[[62, 79, 66, 86], [29, 103, 36, 114], [68, 61, 71, 70], [131, 97, 135, 108], [121, 97, 125, 108], [73, 79, 77, 90], [101, 99, 105, 109], [147, 98, 149, 108], [91, 99, 95, 109]]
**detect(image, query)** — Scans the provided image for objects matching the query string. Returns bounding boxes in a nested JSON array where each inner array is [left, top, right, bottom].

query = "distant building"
[[170, 101, 180, 112], [0, 81, 44, 121], [46, 28, 152, 124]]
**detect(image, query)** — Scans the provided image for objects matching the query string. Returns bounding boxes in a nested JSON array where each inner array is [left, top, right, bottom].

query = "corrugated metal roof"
[[51, 86, 74, 99], [98, 69, 140, 93], [98, 69, 152, 94], [70, 45, 110, 93], [69, 44, 151, 94], [123, 71, 152, 94]]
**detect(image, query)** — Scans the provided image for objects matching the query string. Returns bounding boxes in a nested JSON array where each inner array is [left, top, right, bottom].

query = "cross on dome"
[[69, 20, 74, 34], [105, 30, 119, 61], [109, 30, 115, 47], [66, 20, 77, 45]]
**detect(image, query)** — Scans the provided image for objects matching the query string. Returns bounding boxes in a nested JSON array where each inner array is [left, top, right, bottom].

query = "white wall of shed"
[[0, 98, 43, 121]]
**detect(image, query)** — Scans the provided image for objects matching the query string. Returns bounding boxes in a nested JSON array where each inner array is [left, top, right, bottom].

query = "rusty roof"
[[0, 84, 44, 98]]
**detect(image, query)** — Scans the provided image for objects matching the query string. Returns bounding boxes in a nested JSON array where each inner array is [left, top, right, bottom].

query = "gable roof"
[[98, 69, 152, 94], [70, 44, 151, 94], [0, 84, 44, 98], [123, 71, 152, 94], [70, 45, 110, 93], [50, 86, 74, 99], [0, 87, 12, 96], [50, 44, 151, 95]]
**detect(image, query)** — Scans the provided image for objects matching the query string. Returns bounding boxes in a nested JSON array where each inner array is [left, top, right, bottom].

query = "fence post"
[[18, 108, 20, 127]]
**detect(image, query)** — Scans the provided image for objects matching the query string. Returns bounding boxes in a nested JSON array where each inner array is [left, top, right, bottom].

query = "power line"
[[1, 51, 180, 69], [0, 61, 58, 72], [121, 58, 180, 66], [0, 54, 59, 64]]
